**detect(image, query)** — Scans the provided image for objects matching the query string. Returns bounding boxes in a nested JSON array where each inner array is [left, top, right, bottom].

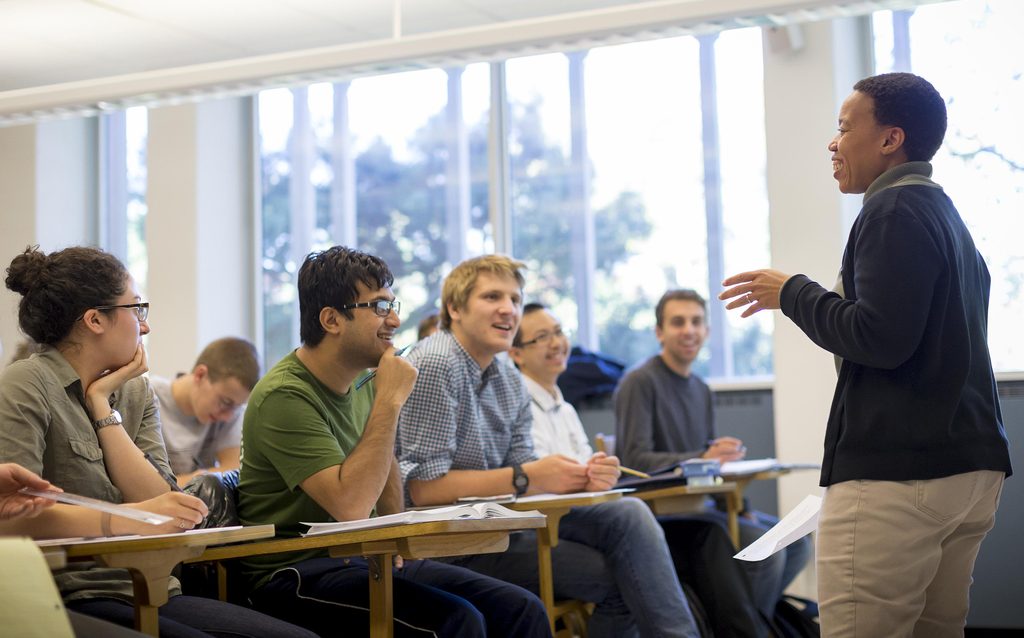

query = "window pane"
[[506, 53, 581, 337], [585, 37, 706, 369], [258, 66, 490, 362], [883, 0, 1024, 372], [716, 27, 772, 377]]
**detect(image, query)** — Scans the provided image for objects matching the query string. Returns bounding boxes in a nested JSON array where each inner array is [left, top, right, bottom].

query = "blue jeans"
[[65, 595, 317, 638], [249, 556, 551, 638], [446, 497, 699, 638]]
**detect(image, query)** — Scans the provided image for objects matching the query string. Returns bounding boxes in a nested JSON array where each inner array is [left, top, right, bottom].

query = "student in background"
[[398, 254, 701, 638], [416, 312, 440, 340], [237, 246, 550, 638], [510, 302, 769, 637], [151, 337, 259, 486], [720, 72, 1012, 637], [0, 245, 314, 638], [614, 288, 810, 617]]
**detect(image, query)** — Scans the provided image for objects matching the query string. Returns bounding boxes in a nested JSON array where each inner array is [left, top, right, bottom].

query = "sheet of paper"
[[513, 488, 634, 504], [720, 458, 779, 475], [734, 494, 821, 562]]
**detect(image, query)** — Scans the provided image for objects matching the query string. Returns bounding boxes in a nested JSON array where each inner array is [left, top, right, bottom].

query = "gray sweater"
[[614, 355, 714, 472]]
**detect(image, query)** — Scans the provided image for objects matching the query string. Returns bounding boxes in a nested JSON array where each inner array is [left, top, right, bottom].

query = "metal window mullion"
[[892, 9, 914, 72], [566, 50, 597, 350], [445, 67, 470, 265], [698, 34, 732, 378], [99, 110, 129, 263], [289, 87, 316, 345], [331, 82, 356, 247], [488, 61, 512, 256]]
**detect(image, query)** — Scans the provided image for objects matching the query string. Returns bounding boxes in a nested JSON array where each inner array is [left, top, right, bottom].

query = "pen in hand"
[[354, 343, 416, 391], [144, 451, 185, 493]]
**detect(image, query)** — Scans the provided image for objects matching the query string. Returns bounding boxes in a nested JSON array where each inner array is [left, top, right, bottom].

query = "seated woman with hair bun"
[[0, 245, 315, 638]]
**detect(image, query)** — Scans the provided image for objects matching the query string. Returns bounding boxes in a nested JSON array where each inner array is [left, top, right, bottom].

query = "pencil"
[[619, 465, 651, 479]]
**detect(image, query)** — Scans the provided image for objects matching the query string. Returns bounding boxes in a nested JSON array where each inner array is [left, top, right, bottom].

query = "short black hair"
[[5, 245, 128, 346], [297, 246, 394, 347], [655, 289, 706, 328], [853, 72, 947, 162], [512, 302, 548, 347]]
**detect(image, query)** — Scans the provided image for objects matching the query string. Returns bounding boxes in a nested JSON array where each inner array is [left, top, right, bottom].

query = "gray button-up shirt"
[[0, 346, 177, 602]]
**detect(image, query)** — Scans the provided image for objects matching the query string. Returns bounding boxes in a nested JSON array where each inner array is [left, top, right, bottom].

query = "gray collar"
[[864, 161, 940, 203]]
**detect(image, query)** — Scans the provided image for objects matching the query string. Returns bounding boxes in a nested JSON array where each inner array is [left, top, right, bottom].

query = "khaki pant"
[[817, 470, 1004, 638]]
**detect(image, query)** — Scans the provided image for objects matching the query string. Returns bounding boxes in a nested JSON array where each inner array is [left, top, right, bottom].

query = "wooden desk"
[[186, 516, 546, 638], [505, 491, 623, 633], [721, 468, 797, 546], [630, 481, 736, 517], [39, 525, 275, 638]]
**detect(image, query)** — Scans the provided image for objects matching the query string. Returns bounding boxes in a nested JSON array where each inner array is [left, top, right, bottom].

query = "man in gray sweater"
[[614, 288, 810, 616]]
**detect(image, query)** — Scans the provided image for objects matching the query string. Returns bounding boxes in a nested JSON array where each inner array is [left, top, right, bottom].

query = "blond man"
[[397, 254, 700, 638]]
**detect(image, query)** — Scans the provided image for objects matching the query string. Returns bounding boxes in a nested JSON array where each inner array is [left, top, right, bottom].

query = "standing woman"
[[0, 246, 314, 638]]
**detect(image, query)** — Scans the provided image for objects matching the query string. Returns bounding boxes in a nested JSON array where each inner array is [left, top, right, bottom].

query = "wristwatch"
[[92, 409, 123, 431], [512, 463, 530, 496]]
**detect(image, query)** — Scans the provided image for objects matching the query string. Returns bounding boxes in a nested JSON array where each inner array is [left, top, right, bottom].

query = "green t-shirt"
[[237, 350, 376, 590]]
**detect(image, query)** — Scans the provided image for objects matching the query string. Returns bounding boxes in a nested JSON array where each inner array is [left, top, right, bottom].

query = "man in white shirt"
[[509, 302, 770, 637], [151, 337, 259, 485]]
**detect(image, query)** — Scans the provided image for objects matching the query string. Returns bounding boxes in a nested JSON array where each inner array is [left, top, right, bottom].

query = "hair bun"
[[5, 246, 49, 295]]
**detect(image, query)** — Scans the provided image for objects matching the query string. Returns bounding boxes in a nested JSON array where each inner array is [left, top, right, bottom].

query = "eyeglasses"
[[518, 327, 565, 348], [94, 303, 149, 322], [216, 394, 241, 414], [337, 300, 401, 318]]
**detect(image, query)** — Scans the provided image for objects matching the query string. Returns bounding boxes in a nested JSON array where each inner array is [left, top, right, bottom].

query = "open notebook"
[[301, 502, 542, 536]]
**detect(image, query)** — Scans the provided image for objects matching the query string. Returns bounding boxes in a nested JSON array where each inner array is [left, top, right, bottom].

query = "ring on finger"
[[178, 519, 188, 530]]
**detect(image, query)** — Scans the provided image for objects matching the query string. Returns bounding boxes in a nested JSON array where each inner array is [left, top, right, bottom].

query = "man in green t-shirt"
[[237, 246, 549, 638]]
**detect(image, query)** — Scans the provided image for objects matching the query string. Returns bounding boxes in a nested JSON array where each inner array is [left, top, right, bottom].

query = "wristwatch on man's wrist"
[[92, 409, 123, 431], [512, 463, 530, 496]]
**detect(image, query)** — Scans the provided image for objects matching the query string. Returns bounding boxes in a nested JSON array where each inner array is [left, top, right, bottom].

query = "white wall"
[[146, 97, 256, 379], [0, 119, 97, 357], [762, 16, 873, 597]]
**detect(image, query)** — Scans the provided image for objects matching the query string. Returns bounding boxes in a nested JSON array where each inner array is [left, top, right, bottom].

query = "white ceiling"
[[0, 0, 653, 92]]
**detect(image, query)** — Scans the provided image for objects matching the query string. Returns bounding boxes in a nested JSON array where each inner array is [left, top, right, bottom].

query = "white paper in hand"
[[734, 494, 822, 562]]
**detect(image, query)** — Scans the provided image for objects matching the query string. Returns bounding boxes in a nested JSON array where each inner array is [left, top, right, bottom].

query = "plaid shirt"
[[397, 330, 537, 482]]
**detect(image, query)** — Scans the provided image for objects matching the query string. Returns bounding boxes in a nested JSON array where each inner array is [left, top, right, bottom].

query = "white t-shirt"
[[521, 374, 593, 463], [150, 375, 243, 476]]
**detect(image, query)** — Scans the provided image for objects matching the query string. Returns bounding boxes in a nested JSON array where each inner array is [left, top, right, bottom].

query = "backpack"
[[771, 595, 820, 637]]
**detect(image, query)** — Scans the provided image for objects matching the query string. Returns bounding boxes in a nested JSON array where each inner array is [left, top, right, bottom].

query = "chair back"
[[0, 538, 74, 637]]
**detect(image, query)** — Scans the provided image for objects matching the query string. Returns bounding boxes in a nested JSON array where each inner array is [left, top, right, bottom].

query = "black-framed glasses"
[[337, 300, 401, 318], [518, 327, 565, 348], [94, 303, 149, 322]]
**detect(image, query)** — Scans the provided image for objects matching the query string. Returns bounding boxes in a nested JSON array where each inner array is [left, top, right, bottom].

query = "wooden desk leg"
[[726, 490, 743, 548], [367, 553, 394, 638], [102, 547, 201, 638], [216, 562, 229, 602], [535, 509, 567, 635]]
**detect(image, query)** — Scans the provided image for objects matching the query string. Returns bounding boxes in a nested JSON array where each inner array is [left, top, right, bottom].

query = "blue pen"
[[354, 343, 415, 391]]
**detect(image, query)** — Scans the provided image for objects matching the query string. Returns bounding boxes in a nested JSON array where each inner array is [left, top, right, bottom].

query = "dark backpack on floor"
[[771, 595, 820, 637]]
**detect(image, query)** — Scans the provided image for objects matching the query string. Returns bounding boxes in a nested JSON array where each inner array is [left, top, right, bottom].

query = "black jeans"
[[66, 595, 317, 638], [249, 556, 551, 638]]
